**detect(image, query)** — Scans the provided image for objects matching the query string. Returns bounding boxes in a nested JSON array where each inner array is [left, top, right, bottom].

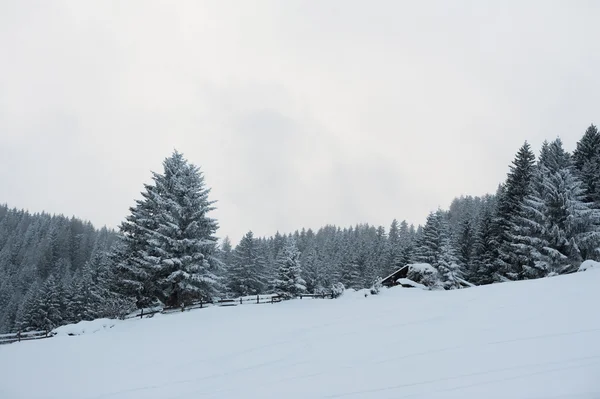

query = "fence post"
[[17, 330, 21, 342], [200, 299, 203, 309], [140, 308, 144, 319], [240, 297, 243, 305], [257, 295, 259, 304]]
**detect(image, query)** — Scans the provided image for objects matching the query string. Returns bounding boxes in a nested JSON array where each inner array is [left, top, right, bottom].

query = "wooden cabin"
[[379, 265, 409, 287]]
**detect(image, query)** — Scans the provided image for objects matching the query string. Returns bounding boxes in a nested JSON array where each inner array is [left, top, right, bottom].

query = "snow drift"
[[1, 269, 599, 399], [579, 259, 600, 272]]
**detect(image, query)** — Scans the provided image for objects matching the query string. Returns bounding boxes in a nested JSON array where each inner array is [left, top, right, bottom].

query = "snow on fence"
[[127, 294, 287, 319], [298, 292, 333, 299], [2, 292, 334, 344], [128, 292, 333, 319], [0, 330, 56, 345]]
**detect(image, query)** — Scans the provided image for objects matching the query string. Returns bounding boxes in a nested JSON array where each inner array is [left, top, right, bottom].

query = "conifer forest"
[[1, 125, 599, 334]]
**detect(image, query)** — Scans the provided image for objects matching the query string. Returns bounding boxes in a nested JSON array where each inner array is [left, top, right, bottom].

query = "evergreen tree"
[[414, 211, 444, 265], [301, 246, 324, 293], [228, 231, 266, 296], [114, 150, 220, 308], [456, 217, 475, 276], [437, 235, 462, 289], [397, 221, 414, 267], [272, 237, 306, 298], [34, 275, 63, 332], [495, 142, 536, 279], [15, 282, 40, 331], [386, 219, 401, 275], [150, 151, 221, 306], [220, 237, 233, 268], [573, 124, 600, 206], [512, 139, 600, 278], [471, 199, 497, 285]]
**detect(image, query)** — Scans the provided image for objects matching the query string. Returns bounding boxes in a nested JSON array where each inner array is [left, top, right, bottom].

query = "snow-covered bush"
[[406, 263, 443, 289], [369, 277, 382, 295], [331, 282, 345, 298]]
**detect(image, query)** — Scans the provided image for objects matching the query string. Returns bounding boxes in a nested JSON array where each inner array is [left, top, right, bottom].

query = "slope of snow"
[[53, 318, 119, 336], [1, 270, 600, 399]]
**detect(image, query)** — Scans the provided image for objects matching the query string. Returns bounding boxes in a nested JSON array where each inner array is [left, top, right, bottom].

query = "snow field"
[[1, 270, 599, 399]]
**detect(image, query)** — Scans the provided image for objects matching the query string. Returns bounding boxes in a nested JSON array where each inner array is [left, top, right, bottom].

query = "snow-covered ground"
[[1, 271, 599, 399]]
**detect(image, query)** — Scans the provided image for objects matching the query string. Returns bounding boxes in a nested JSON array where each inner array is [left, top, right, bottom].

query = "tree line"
[[1, 125, 599, 333]]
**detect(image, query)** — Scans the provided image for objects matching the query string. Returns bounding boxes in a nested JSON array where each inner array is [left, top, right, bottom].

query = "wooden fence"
[[128, 292, 333, 319], [1, 292, 333, 344], [128, 294, 286, 319], [0, 330, 56, 345]]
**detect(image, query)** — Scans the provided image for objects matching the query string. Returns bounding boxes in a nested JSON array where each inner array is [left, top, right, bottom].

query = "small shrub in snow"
[[331, 282, 345, 298], [369, 277, 382, 295], [407, 263, 443, 289]]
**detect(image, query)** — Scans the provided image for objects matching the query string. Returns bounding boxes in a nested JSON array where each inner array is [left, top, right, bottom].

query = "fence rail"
[[3, 292, 333, 344], [128, 294, 288, 319], [0, 330, 56, 345]]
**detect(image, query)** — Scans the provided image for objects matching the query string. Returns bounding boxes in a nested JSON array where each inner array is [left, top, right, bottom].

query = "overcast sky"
[[1, 1, 599, 244]]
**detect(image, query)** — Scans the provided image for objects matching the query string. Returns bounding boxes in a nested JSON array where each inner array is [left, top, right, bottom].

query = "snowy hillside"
[[1, 271, 599, 399]]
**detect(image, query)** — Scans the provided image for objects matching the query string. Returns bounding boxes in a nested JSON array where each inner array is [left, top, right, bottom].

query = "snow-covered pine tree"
[[68, 262, 98, 322], [15, 282, 40, 332], [34, 275, 63, 333], [272, 237, 306, 299], [414, 211, 443, 265], [513, 139, 600, 277], [337, 227, 362, 289], [365, 225, 387, 287], [471, 197, 498, 285], [397, 221, 414, 267], [573, 124, 600, 206], [228, 231, 266, 296], [385, 219, 401, 276], [148, 151, 221, 307], [437, 234, 463, 289], [301, 245, 324, 293], [456, 217, 475, 279], [413, 209, 464, 288], [219, 237, 233, 269], [114, 150, 221, 308], [494, 142, 536, 280], [112, 183, 161, 308]]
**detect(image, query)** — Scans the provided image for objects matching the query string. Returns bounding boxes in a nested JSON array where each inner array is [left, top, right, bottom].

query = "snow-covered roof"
[[396, 278, 427, 290], [379, 265, 409, 283], [407, 263, 436, 273]]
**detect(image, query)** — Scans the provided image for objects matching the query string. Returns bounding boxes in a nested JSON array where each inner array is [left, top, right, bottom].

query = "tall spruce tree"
[[471, 198, 498, 285], [494, 142, 536, 280], [414, 211, 444, 265], [456, 217, 475, 277], [272, 237, 306, 298], [34, 275, 63, 332], [573, 124, 600, 206], [114, 150, 220, 308], [228, 231, 266, 296], [512, 139, 600, 278], [386, 219, 401, 275]]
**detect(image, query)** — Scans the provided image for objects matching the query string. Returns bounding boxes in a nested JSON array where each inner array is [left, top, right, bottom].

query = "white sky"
[[1, 1, 599, 244]]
